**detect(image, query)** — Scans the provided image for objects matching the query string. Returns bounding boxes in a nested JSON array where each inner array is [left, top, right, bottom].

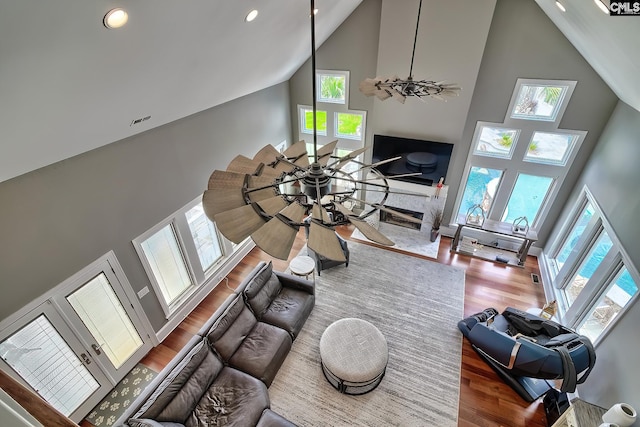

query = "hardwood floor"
[[83, 226, 549, 427]]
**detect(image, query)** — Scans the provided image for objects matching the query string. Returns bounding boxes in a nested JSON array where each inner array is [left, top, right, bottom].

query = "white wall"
[[371, 0, 496, 146]]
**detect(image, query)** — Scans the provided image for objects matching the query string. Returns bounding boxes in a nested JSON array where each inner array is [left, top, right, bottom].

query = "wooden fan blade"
[[202, 188, 245, 219], [226, 155, 262, 174], [207, 170, 245, 190], [284, 141, 310, 168], [253, 145, 295, 175], [256, 196, 288, 216], [214, 204, 266, 243], [316, 140, 338, 167], [331, 147, 369, 169], [332, 202, 354, 217], [349, 217, 394, 246], [252, 144, 281, 165], [247, 176, 277, 202], [251, 217, 298, 260], [308, 222, 347, 262], [348, 196, 423, 226], [311, 203, 331, 223], [279, 202, 307, 223]]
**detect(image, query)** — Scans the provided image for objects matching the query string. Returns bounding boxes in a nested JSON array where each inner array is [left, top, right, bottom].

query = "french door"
[[0, 252, 153, 422]]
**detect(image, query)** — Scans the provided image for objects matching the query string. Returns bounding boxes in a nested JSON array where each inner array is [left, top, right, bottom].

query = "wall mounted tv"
[[372, 134, 454, 186]]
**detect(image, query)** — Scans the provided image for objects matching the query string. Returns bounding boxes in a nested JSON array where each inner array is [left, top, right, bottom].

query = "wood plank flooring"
[[82, 226, 549, 427]]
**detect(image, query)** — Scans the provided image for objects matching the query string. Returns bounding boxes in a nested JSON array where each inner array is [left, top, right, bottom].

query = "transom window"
[[317, 70, 348, 104], [510, 82, 570, 122]]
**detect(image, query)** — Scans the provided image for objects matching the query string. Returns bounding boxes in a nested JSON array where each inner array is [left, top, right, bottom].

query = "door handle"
[[80, 353, 91, 365], [91, 344, 102, 355]]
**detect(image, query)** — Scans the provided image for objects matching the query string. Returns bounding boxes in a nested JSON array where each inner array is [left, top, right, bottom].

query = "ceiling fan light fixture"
[[103, 8, 128, 29], [245, 9, 259, 22], [594, 0, 610, 14], [202, 0, 434, 262], [358, 0, 460, 103]]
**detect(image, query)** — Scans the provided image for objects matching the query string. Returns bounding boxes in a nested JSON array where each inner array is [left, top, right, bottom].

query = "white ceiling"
[[0, 0, 637, 184]]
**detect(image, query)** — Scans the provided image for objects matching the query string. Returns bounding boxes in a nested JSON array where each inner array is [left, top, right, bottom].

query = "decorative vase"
[[602, 403, 637, 426], [430, 228, 439, 242]]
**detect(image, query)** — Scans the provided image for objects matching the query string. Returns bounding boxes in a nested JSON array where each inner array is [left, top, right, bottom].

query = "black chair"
[[303, 217, 350, 276]]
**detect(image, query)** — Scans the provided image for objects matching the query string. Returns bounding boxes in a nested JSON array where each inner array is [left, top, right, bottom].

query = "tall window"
[[298, 69, 367, 153], [455, 79, 585, 229], [134, 196, 226, 317], [140, 225, 193, 307], [545, 188, 639, 344]]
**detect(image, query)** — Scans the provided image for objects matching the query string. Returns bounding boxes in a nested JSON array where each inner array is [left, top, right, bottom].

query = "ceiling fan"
[[202, 0, 427, 262]]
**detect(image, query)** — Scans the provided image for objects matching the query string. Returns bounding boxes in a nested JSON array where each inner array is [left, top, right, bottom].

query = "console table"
[[451, 214, 538, 267], [550, 398, 606, 427]]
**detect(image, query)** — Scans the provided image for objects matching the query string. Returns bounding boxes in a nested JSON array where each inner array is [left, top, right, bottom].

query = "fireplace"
[[372, 134, 453, 186], [380, 207, 423, 231]]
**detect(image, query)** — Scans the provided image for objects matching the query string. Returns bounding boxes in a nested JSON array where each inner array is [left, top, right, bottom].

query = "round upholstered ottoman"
[[319, 318, 388, 395]]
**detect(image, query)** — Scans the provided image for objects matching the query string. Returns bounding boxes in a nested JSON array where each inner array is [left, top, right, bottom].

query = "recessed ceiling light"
[[555, 1, 566, 12], [245, 9, 259, 22], [594, 0, 610, 14], [104, 8, 128, 29]]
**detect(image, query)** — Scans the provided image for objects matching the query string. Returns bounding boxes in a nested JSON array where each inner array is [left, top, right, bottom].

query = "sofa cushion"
[[261, 287, 314, 339], [207, 295, 258, 361], [256, 409, 298, 427], [185, 367, 270, 427], [228, 321, 292, 387], [244, 262, 283, 318], [132, 339, 223, 424]]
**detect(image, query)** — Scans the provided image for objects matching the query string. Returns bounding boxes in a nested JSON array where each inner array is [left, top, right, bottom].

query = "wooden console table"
[[451, 214, 538, 267]]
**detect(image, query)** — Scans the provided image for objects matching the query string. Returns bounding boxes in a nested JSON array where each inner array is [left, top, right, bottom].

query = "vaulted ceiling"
[[0, 0, 637, 184]]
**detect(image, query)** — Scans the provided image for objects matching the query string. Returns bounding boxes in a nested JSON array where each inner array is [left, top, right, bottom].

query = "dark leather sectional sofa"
[[114, 261, 315, 427]]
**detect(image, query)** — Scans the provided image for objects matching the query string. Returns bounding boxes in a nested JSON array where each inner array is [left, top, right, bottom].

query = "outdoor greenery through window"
[[334, 112, 364, 140], [301, 108, 327, 135], [317, 70, 348, 104], [297, 70, 366, 150]]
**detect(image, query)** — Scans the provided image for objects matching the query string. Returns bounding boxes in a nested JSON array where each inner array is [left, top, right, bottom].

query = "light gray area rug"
[[269, 241, 465, 427], [350, 222, 441, 259]]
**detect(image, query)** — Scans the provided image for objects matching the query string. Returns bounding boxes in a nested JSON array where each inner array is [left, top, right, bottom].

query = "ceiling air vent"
[[130, 115, 151, 126]]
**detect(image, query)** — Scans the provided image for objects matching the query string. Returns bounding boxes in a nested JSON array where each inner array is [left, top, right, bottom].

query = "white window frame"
[[453, 79, 586, 230], [316, 69, 349, 104], [299, 106, 328, 136], [133, 196, 230, 318], [334, 111, 367, 141], [543, 186, 640, 345], [508, 78, 575, 124]]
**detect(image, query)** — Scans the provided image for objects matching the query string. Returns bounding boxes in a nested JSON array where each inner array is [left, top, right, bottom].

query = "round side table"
[[289, 255, 315, 281], [319, 318, 388, 395]]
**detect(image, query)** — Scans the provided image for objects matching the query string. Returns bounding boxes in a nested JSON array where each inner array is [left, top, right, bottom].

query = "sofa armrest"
[[274, 271, 315, 295]]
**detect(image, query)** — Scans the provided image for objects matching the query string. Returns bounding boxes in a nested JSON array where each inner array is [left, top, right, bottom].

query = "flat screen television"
[[372, 134, 454, 186]]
